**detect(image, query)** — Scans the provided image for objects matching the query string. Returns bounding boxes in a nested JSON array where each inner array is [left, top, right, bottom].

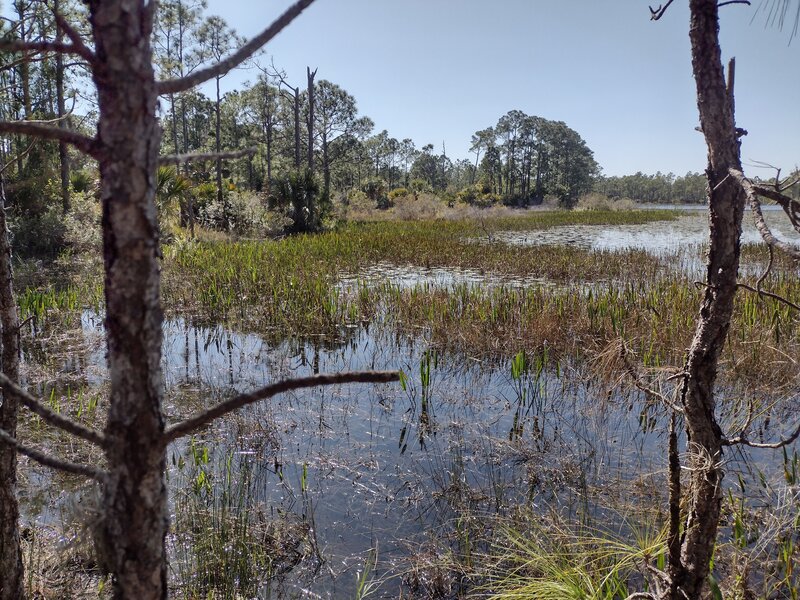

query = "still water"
[[19, 208, 799, 598]]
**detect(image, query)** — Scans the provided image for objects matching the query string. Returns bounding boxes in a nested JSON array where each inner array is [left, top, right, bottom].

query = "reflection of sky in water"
[[20, 207, 799, 598], [23, 313, 791, 598], [495, 209, 797, 254]]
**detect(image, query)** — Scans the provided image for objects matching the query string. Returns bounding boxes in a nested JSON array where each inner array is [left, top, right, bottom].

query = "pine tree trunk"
[[88, 1, 168, 597], [668, 1, 745, 597], [307, 67, 315, 172], [0, 178, 23, 600], [293, 87, 300, 168], [55, 0, 70, 213]]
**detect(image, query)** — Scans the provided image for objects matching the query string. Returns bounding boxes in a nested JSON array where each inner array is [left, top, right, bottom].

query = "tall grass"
[[171, 442, 308, 598], [477, 511, 668, 600]]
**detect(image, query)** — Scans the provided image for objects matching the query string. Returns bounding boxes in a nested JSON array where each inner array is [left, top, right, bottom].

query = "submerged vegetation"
[[12, 206, 800, 598]]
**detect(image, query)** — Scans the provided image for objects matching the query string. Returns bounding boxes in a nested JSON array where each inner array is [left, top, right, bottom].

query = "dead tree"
[[622, 2, 800, 599], [307, 65, 316, 172], [0, 1, 398, 598]]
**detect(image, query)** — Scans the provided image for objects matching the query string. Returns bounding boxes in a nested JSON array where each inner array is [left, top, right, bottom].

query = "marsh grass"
[[15, 208, 800, 598], [475, 511, 668, 600], [170, 444, 309, 599], [155, 209, 800, 394], [161, 211, 672, 333], [21, 523, 110, 599]]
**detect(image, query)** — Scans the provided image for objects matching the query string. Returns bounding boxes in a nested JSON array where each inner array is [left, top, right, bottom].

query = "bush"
[[270, 168, 328, 233], [63, 191, 102, 255], [576, 192, 638, 211], [9, 203, 66, 258], [392, 193, 445, 221], [388, 187, 409, 201], [457, 184, 502, 208], [362, 177, 390, 209]]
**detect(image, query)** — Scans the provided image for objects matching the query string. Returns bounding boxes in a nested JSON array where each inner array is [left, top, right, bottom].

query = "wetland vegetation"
[[9, 205, 800, 598], [0, 0, 798, 599]]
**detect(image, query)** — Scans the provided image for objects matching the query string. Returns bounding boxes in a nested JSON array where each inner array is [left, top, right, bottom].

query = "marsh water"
[[19, 207, 799, 598]]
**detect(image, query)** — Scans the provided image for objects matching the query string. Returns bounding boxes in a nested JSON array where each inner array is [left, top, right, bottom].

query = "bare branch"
[[0, 120, 98, 157], [0, 39, 87, 57], [52, 11, 95, 64], [0, 140, 35, 175], [159, 146, 257, 166], [157, 0, 316, 95], [650, 0, 676, 20], [165, 370, 400, 442], [718, 0, 751, 7], [729, 168, 800, 260], [0, 373, 107, 447], [0, 426, 106, 481], [751, 183, 800, 235], [723, 419, 800, 449], [737, 282, 800, 312], [618, 339, 684, 413], [756, 243, 774, 292]]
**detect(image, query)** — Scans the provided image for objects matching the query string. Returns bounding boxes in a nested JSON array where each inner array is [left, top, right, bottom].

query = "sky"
[[200, 0, 799, 178]]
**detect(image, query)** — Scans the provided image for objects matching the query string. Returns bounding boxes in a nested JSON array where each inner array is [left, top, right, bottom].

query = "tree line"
[[0, 0, 673, 247]]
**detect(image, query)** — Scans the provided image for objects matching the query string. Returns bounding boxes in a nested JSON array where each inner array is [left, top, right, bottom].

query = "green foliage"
[[271, 168, 328, 233], [388, 187, 409, 200], [480, 514, 667, 600], [457, 183, 502, 207], [595, 171, 707, 204], [156, 166, 192, 236], [361, 177, 390, 209], [409, 178, 431, 196], [69, 170, 95, 194], [63, 191, 102, 255], [9, 202, 66, 258]]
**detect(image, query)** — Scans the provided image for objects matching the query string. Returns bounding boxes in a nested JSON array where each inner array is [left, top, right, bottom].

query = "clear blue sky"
[[204, 0, 798, 178]]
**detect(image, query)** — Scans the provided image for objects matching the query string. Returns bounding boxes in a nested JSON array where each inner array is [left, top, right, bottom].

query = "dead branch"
[[751, 183, 800, 235], [649, 0, 676, 20], [730, 168, 800, 260], [165, 370, 400, 442], [0, 426, 105, 481], [0, 373, 107, 447], [756, 243, 774, 292], [0, 140, 34, 175], [0, 39, 86, 57], [736, 282, 800, 312], [52, 10, 95, 64], [718, 0, 751, 7], [158, 146, 257, 166], [157, 0, 316, 95], [618, 340, 684, 413], [723, 418, 800, 449], [0, 120, 98, 157]]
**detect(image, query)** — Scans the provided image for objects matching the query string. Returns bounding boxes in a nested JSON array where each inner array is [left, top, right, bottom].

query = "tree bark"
[[307, 66, 316, 172], [88, 0, 167, 597], [0, 178, 23, 600], [55, 0, 71, 213], [322, 131, 330, 198], [293, 86, 300, 169], [669, 1, 746, 598], [215, 75, 227, 229]]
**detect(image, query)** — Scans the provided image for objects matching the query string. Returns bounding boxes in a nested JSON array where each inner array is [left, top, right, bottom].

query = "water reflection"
[[493, 208, 798, 254]]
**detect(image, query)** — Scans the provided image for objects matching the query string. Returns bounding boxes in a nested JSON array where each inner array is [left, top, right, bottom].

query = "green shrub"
[[63, 191, 102, 255], [388, 187, 409, 201], [9, 203, 66, 258], [270, 168, 328, 233], [362, 177, 390, 209]]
